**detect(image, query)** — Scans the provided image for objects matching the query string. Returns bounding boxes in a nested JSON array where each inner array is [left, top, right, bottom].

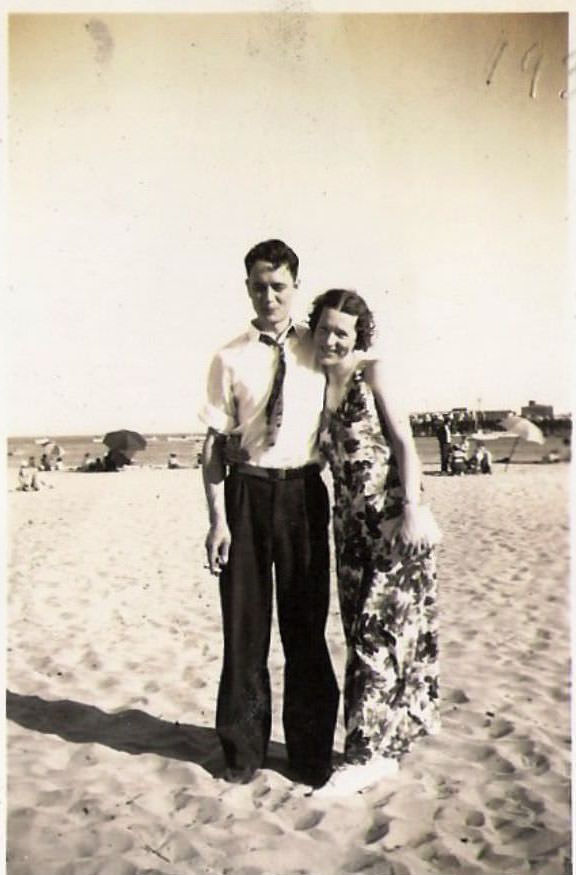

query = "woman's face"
[[313, 307, 358, 367]]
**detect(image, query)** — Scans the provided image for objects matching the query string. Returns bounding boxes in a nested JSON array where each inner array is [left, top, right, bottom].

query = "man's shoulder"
[[211, 328, 254, 359]]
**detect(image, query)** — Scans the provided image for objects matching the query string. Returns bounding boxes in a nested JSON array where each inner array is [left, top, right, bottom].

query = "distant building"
[[521, 400, 554, 419], [480, 409, 515, 419]]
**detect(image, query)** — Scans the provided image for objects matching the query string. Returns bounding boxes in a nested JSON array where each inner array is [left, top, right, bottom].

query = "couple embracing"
[[201, 239, 441, 798]]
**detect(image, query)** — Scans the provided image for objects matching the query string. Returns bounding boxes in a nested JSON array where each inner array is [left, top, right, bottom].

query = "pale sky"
[[5, 8, 573, 435]]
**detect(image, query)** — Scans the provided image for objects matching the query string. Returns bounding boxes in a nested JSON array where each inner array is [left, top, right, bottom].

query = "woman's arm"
[[363, 359, 422, 505], [364, 359, 441, 552]]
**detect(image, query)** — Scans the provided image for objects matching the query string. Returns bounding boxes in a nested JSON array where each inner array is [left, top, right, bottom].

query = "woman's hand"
[[391, 504, 443, 557], [224, 435, 250, 465]]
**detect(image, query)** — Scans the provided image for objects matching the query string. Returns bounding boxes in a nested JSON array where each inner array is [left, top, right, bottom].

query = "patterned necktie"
[[259, 327, 295, 447]]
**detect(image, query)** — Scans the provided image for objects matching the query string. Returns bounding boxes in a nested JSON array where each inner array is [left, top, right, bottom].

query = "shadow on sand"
[[6, 690, 292, 780]]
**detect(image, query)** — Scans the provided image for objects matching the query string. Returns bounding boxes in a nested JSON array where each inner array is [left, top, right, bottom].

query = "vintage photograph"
[[5, 7, 572, 875]]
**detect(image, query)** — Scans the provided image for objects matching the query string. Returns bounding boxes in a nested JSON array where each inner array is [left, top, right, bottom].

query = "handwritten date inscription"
[[486, 40, 574, 100]]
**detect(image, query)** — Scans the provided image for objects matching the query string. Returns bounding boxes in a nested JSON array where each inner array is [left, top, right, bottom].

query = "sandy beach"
[[6, 460, 572, 875]]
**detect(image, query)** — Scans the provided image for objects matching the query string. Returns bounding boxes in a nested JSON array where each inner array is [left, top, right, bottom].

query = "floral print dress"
[[319, 368, 440, 764]]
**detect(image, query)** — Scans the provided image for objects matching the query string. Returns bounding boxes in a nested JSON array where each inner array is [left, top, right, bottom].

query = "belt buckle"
[[273, 468, 287, 480]]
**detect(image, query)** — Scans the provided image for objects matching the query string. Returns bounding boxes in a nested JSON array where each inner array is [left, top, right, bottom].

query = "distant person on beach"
[[167, 452, 182, 469], [201, 239, 338, 788], [449, 441, 468, 476], [308, 289, 442, 797], [542, 438, 571, 464], [477, 442, 493, 474], [78, 453, 93, 472], [17, 458, 39, 491], [468, 441, 492, 474], [436, 413, 452, 474], [39, 453, 52, 471], [103, 450, 129, 471]]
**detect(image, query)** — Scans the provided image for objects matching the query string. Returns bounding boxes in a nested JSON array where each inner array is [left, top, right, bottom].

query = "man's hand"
[[202, 430, 232, 575], [205, 520, 231, 576]]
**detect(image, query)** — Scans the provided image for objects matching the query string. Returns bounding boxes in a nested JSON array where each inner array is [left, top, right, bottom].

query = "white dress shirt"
[[200, 321, 325, 468]]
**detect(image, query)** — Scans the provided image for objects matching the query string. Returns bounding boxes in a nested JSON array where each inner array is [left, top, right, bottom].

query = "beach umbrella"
[[103, 429, 147, 455], [499, 415, 545, 469], [469, 431, 509, 441], [35, 441, 65, 458]]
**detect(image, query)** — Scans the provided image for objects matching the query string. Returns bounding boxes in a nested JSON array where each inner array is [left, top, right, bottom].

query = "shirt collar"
[[247, 319, 305, 343]]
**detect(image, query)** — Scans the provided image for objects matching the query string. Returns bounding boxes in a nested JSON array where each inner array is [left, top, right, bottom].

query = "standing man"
[[436, 413, 453, 474], [201, 239, 339, 788]]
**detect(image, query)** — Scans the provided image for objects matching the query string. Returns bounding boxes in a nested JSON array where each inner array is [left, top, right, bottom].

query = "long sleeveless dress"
[[319, 368, 440, 764]]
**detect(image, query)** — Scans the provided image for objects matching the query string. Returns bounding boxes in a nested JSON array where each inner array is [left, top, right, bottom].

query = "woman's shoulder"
[[357, 357, 384, 384]]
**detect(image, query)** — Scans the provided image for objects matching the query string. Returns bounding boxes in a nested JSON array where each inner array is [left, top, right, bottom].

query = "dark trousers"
[[440, 442, 451, 473], [217, 469, 339, 777]]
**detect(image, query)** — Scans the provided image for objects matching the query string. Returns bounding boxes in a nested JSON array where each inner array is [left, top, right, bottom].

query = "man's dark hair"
[[308, 288, 376, 351], [244, 239, 299, 281]]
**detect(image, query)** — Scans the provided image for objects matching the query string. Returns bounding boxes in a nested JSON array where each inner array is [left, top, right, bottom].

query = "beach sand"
[[6, 461, 572, 875]]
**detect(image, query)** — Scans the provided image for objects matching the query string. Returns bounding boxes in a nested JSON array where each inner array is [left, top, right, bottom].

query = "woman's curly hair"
[[308, 289, 376, 351]]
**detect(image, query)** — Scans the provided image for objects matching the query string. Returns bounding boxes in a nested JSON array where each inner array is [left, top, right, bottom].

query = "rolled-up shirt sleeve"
[[199, 352, 237, 434]]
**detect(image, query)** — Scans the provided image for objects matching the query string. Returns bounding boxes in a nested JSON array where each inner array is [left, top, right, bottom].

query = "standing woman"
[[310, 289, 442, 797]]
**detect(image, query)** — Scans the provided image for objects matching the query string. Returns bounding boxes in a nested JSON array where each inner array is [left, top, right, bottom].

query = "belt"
[[233, 463, 320, 481]]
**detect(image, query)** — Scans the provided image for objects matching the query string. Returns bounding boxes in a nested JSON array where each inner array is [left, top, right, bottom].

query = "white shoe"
[[313, 757, 399, 798]]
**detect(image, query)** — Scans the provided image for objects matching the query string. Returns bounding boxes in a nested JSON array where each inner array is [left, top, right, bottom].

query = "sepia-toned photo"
[[4, 6, 572, 874]]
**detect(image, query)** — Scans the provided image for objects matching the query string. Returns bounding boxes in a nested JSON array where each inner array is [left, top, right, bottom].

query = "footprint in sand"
[[173, 788, 196, 811], [364, 816, 390, 844], [444, 688, 470, 705], [341, 849, 386, 873], [521, 751, 551, 776], [293, 809, 324, 830], [155, 832, 201, 864], [251, 779, 271, 800], [98, 676, 118, 690], [487, 787, 546, 828], [192, 796, 222, 824], [269, 790, 292, 811], [37, 788, 71, 807], [71, 830, 100, 858], [511, 737, 535, 757], [465, 810, 486, 827], [487, 717, 514, 739], [499, 741, 550, 777], [418, 839, 479, 873], [536, 627, 552, 640], [8, 807, 38, 845], [190, 677, 208, 690], [98, 828, 135, 855], [144, 681, 160, 693], [476, 841, 531, 872], [453, 742, 516, 775]]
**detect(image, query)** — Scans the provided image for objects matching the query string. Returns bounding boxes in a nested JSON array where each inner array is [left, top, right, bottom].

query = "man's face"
[[246, 260, 298, 333]]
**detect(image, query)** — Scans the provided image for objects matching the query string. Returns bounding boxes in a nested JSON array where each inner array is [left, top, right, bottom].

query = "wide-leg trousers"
[[217, 468, 339, 776]]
